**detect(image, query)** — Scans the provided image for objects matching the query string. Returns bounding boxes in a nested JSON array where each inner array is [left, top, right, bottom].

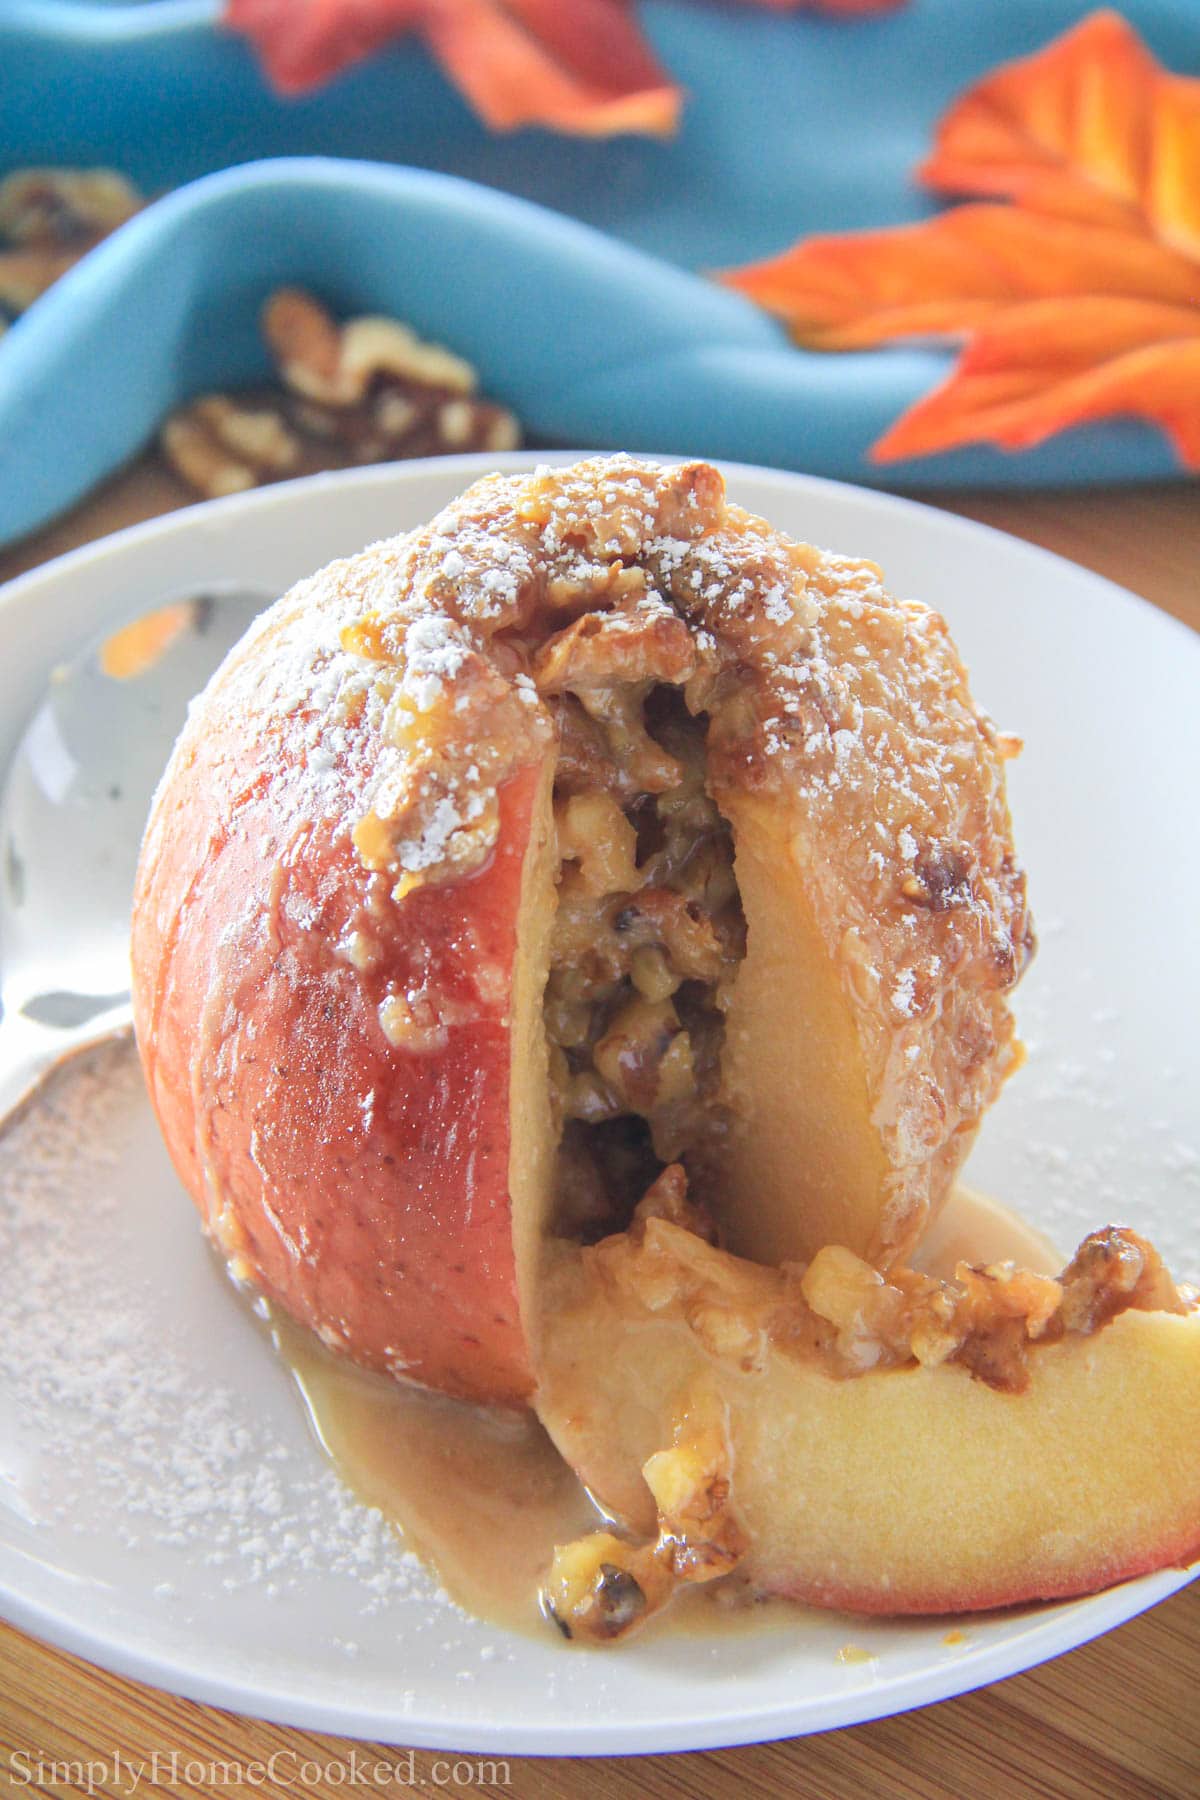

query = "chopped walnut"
[[555, 792, 639, 896], [264, 289, 478, 404], [596, 1198, 783, 1372], [804, 1227, 1189, 1393], [632, 1162, 720, 1244], [160, 397, 301, 500], [548, 695, 641, 801], [590, 1178, 1193, 1397], [592, 995, 694, 1117], [0, 245, 83, 315], [534, 593, 699, 697], [800, 1244, 915, 1372], [543, 1533, 660, 1641], [0, 168, 141, 245], [542, 1384, 746, 1642], [1057, 1227, 1188, 1334], [571, 683, 685, 795], [0, 167, 143, 319], [160, 287, 521, 499]]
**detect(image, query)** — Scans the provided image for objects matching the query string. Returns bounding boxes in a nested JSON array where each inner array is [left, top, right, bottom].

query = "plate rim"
[[1, 454, 1196, 1754], [1, 1561, 1195, 1756]]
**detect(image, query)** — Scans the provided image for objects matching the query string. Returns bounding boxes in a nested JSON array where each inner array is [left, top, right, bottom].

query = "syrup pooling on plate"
[[275, 1305, 793, 1641], [269, 1309, 593, 1636]]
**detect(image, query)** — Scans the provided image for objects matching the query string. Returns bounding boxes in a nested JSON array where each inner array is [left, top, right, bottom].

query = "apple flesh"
[[716, 790, 927, 1269], [534, 1229, 1200, 1615]]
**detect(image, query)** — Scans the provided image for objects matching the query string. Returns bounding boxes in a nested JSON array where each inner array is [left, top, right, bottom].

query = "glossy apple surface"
[[133, 582, 556, 1405]]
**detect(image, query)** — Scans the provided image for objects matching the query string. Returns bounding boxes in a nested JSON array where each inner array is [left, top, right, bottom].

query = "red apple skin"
[[760, 1508, 1200, 1618], [132, 601, 546, 1407]]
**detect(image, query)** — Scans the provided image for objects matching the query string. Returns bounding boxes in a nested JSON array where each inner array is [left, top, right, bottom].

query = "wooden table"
[[1, 460, 1197, 1800]]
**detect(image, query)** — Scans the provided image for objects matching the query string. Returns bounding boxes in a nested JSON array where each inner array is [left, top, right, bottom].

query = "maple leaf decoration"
[[723, 10, 1200, 466], [223, 0, 903, 136]]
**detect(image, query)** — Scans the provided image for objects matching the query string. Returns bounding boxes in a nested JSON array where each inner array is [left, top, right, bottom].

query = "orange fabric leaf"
[[1150, 76, 1200, 261], [421, 0, 679, 135], [723, 9, 1200, 466], [919, 10, 1200, 258], [224, 0, 423, 91], [723, 204, 1199, 349], [223, 0, 681, 135], [872, 300, 1200, 464], [222, 0, 903, 134]]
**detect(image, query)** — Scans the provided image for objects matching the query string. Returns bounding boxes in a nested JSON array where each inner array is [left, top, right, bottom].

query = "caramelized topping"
[[331, 457, 837, 903]]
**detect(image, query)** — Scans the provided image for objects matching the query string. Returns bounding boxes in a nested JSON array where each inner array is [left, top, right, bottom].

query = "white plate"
[[0, 456, 1196, 1754]]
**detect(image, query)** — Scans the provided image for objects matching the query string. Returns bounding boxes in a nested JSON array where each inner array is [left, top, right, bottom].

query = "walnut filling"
[[541, 676, 746, 1242], [519, 540, 755, 1250], [591, 1198, 1193, 1395]]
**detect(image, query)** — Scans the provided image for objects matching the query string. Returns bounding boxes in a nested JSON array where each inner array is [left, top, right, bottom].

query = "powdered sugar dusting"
[[891, 970, 917, 1018], [398, 614, 470, 713]]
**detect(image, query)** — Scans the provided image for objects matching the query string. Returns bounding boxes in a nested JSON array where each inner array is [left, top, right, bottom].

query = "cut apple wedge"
[[133, 456, 1032, 1407], [534, 1209, 1200, 1631]]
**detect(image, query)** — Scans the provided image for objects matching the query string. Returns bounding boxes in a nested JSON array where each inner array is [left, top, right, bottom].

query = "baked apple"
[[133, 455, 1197, 1627], [133, 455, 1028, 1403]]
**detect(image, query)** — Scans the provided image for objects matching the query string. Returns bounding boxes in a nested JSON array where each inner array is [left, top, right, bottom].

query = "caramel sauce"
[[914, 1185, 1062, 1280], [272, 1185, 1059, 1640], [271, 1312, 595, 1635]]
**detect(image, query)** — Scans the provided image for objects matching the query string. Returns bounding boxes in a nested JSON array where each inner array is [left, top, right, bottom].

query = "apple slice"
[[535, 1212, 1200, 1627]]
